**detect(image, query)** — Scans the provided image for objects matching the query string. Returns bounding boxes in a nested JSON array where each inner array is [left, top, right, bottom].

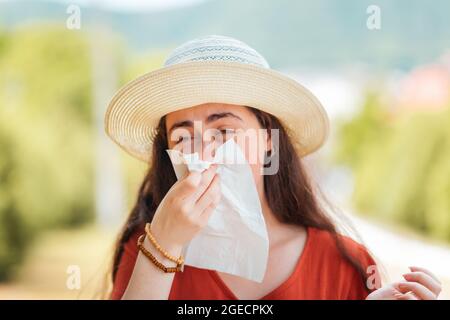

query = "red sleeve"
[[110, 226, 145, 300], [344, 241, 380, 300]]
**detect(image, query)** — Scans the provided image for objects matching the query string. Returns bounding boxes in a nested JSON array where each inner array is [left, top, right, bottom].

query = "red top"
[[111, 225, 376, 300]]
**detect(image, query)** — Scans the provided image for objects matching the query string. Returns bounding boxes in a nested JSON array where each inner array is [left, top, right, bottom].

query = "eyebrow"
[[168, 112, 243, 134]]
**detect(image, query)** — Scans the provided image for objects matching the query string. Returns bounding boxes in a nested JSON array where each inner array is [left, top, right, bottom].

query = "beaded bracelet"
[[145, 223, 184, 265], [137, 234, 182, 273]]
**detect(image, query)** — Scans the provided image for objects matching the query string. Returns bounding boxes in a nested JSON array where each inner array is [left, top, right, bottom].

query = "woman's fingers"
[[403, 271, 442, 296], [397, 281, 436, 300], [408, 266, 441, 285], [189, 164, 218, 202], [172, 165, 216, 201], [195, 173, 221, 215], [173, 171, 202, 199], [394, 292, 418, 300], [198, 197, 221, 225]]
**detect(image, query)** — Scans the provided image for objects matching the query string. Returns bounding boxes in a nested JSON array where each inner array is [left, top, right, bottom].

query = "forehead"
[[165, 103, 250, 124]]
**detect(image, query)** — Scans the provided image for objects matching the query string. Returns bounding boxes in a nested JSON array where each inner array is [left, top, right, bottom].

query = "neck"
[[255, 178, 277, 223], [256, 179, 289, 246], [258, 188, 283, 230]]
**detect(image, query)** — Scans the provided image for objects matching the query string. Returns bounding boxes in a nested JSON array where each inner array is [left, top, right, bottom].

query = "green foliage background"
[[0, 24, 169, 281], [334, 94, 450, 242], [0, 26, 95, 280]]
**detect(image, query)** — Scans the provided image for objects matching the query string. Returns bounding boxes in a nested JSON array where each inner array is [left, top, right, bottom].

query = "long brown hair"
[[107, 106, 373, 297]]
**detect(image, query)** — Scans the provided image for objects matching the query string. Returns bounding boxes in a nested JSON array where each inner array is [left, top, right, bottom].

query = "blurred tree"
[[423, 113, 450, 240], [0, 25, 95, 279], [0, 119, 28, 281], [334, 92, 391, 167], [334, 92, 450, 242]]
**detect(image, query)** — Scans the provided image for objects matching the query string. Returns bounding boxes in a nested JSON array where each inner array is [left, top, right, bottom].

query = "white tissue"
[[166, 139, 269, 283]]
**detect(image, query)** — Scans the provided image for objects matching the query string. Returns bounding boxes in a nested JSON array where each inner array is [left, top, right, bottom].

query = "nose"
[[200, 139, 217, 162]]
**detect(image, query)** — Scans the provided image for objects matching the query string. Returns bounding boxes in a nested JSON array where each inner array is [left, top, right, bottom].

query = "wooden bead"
[[145, 223, 184, 265], [137, 234, 182, 273]]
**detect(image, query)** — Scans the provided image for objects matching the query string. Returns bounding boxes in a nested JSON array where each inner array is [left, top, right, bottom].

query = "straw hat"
[[105, 35, 329, 162]]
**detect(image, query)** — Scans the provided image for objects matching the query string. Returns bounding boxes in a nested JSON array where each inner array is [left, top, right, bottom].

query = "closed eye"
[[173, 128, 236, 145], [175, 135, 197, 145], [219, 128, 235, 134]]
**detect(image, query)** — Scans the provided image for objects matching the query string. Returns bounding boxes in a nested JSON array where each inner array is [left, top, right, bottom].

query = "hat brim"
[[104, 61, 329, 162]]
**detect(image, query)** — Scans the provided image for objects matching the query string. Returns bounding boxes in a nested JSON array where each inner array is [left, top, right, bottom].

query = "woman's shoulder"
[[307, 226, 375, 267], [306, 226, 377, 299]]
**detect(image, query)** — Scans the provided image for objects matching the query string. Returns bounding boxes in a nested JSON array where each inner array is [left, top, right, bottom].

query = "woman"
[[104, 35, 441, 300]]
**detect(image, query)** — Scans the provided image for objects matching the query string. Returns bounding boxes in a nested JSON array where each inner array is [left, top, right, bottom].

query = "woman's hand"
[[150, 164, 221, 251], [366, 266, 442, 300]]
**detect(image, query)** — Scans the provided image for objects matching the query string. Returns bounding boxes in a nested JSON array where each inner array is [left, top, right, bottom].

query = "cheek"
[[249, 162, 264, 188], [235, 133, 267, 166], [235, 138, 266, 186]]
